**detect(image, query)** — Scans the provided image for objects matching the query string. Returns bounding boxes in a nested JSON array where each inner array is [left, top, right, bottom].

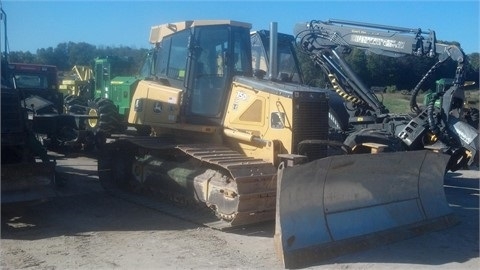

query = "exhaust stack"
[[268, 22, 278, 81]]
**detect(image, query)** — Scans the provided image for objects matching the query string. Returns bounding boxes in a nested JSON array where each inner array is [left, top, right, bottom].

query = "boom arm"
[[294, 19, 466, 117], [294, 19, 477, 170]]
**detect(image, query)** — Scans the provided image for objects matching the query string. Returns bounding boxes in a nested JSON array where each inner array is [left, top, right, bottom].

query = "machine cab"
[[129, 20, 252, 127], [250, 30, 303, 84]]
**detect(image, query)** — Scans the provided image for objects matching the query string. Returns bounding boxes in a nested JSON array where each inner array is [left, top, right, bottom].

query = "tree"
[[465, 53, 480, 85], [8, 51, 36, 63], [296, 48, 326, 87], [468, 53, 479, 71], [344, 48, 368, 81], [68, 42, 96, 67], [53, 43, 70, 70], [36, 47, 56, 65]]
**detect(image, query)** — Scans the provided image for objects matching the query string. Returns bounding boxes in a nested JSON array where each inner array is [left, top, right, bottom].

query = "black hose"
[[426, 93, 441, 136], [426, 92, 450, 145], [410, 61, 442, 114]]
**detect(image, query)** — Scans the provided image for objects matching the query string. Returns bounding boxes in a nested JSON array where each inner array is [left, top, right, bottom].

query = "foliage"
[[300, 47, 479, 92], [6, 40, 479, 90], [295, 48, 327, 87], [8, 42, 149, 75], [468, 53, 479, 72]]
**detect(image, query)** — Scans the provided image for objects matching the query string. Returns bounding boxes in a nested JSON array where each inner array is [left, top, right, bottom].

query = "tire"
[[86, 98, 124, 136], [64, 94, 87, 114]]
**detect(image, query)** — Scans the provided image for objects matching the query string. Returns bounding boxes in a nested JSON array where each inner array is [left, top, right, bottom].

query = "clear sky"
[[2, 0, 479, 54]]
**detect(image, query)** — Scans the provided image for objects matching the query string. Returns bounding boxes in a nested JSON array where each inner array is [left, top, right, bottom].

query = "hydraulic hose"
[[410, 61, 442, 114]]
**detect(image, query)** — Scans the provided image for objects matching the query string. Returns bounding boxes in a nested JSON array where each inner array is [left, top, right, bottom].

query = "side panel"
[[128, 80, 182, 125], [110, 76, 138, 117], [223, 80, 294, 164]]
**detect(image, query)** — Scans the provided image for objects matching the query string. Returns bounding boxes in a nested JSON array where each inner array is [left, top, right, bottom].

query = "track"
[[101, 184, 239, 230], [98, 137, 278, 230]]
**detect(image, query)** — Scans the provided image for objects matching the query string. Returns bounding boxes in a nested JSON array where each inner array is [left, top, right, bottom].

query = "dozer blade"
[[274, 150, 457, 268]]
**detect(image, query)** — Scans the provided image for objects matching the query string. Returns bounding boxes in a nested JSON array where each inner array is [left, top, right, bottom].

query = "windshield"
[[251, 31, 302, 83], [189, 25, 251, 118], [14, 73, 55, 90]]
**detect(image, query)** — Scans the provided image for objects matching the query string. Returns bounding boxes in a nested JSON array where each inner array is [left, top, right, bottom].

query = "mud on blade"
[[274, 150, 457, 268]]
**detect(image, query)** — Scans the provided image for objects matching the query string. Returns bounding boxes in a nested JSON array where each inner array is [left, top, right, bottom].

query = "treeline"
[[7, 42, 149, 76], [299, 48, 480, 92], [6, 41, 480, 92]]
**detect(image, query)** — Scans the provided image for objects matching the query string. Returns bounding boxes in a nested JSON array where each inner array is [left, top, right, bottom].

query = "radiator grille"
[[292, 91, 329, 161]]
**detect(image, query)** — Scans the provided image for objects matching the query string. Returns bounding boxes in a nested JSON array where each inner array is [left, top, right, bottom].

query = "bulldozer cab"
[[129, 20, 252, 127], [250, 30, 303, 84]]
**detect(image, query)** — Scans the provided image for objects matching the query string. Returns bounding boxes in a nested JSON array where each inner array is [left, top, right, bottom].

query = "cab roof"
[[149, 20, 251, 44]]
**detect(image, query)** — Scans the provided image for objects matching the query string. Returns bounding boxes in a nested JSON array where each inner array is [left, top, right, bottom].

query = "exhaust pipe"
[[268, 22, 278, 81]]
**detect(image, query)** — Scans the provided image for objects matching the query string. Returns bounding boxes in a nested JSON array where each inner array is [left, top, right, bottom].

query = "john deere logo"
[[153, 102, 162, 113]]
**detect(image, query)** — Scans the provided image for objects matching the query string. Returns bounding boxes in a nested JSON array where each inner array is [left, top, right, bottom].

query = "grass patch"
[[378, 92, 422, 114], [378, 89, 479, 114]]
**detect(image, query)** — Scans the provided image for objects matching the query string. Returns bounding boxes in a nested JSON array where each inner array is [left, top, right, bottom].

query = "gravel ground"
[[1, 152, 478, 269]]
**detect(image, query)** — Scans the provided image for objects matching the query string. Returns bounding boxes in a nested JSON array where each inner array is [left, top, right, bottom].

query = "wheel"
[[64, 94, 87, 114], [86, 98, 124, 136]]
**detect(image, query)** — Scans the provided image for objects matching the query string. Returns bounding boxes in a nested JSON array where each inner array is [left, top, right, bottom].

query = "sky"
[[1, 0, 479, 54]]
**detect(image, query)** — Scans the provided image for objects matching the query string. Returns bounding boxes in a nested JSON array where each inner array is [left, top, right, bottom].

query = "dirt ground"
[[1, 152, 479, 270]]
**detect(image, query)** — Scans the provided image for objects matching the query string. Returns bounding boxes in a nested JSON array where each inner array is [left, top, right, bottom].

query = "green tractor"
[[64, 56, 148, 148], [86, 57, 136, 136]]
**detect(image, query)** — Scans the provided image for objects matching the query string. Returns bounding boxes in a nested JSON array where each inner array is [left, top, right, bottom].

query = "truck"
[[96, 19, 478, 267]]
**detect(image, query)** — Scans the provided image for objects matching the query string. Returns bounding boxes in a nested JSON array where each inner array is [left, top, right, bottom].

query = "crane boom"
[[296, 19, 442, 58], [294, 19, 466, 112], [294, 19, 477, 171]]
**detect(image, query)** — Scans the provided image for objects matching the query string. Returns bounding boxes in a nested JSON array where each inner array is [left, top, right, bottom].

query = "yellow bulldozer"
[[98, 20, 478, 268]]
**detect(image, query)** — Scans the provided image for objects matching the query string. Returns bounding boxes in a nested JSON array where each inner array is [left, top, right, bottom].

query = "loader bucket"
[[274, 150, 456, 268]]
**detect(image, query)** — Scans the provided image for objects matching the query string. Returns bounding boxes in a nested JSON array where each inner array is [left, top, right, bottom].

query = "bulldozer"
[[97, 20, 478, 268]]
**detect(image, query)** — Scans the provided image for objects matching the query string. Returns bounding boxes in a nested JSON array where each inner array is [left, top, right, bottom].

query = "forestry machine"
[[291, 19, 478, 171], [97, 20, 466, 268], [274, 19, 479, 268]]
